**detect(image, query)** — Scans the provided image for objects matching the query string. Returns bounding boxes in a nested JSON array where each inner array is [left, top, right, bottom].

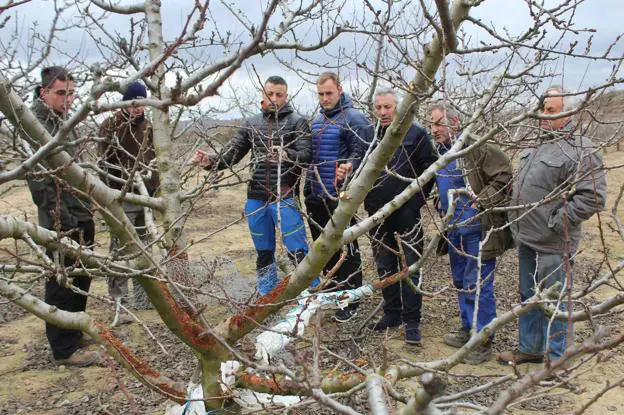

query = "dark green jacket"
[[26, 100, 92, 230], [461, 141, 514, 260]]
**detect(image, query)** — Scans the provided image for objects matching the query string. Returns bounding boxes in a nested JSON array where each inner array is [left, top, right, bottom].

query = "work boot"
[[463, 341, 493, 365], [368, 315, 401, 331], [497, 349, 543, 365], [405, 322, 422, 345], [78, 335, 98, 348], [444, 328, 470, 348], [54, 349, 100, 367]]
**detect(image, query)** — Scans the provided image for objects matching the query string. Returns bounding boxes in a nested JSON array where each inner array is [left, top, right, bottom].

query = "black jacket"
[[26, 100, 92, 230], [216, 103, 312, 201], [364, 123, 438, 216]]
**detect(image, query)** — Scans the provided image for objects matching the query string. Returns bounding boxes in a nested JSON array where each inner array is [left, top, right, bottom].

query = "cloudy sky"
[[3, 0, 623, 117]]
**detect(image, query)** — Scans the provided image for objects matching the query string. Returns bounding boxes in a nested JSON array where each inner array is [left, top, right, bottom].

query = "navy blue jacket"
[[305, 93, 373, 200], [364, 123, 438, 217]]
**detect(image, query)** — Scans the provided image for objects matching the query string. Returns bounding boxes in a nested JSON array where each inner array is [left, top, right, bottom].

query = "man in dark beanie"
[[99, 81, 159, 320], [26, 65, 99, 367]]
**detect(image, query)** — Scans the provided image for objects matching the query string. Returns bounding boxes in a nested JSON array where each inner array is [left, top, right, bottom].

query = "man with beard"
[[191, 76, 317, 295], [305, 72, 373, 323], [429, 101, 513, 363]]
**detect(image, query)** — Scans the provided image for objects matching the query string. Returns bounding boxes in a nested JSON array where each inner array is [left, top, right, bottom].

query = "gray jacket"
[[510, 124, 607, 254], [26, 99, 92, 230]]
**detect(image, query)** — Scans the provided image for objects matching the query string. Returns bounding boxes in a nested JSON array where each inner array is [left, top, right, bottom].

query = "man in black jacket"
[[26, 66, 99, 366], [364, 89, 438, 345], [191, 76, 317, 295]]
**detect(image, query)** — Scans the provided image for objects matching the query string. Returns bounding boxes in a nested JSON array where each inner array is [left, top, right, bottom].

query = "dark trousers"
[[45, 220, 94, 359], [370, 208, 423, 324], [305, 198, 363, 306]]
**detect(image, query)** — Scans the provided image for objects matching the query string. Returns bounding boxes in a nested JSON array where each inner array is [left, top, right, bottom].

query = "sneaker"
[[54, 349, 100, 367], [368, 315, 401, 331], [443, 328, 470, 348], [309, 276, 321, 291], [332, 307, 357, 323], [463, 342, 493, 365], [405, 322, 422, 345]]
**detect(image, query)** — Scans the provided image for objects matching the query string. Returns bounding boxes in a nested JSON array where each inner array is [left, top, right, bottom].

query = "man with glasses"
[[26, 66, 99, 367]]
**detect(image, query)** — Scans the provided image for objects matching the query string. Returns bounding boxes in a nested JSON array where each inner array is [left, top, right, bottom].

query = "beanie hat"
[[122, 81, 147, 101]]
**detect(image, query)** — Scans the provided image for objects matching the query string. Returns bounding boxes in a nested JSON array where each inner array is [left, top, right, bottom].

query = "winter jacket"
[[98, 111, 160, 196], [364, 123, 437, 217], [306, 93, 373, 200], [26, 99, 92, 230], [216, 103, 312, 202], [436, 139, 514, 261], [510, 123, 607, 254]]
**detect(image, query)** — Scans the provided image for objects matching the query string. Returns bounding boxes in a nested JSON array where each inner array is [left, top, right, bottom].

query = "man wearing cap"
[[99, 81, 160, 317], [26, 66, 99, 367]]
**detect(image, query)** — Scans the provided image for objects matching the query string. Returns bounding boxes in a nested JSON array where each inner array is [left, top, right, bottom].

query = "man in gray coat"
[[498, 86, 607, 365], [27, 66, 99, 367]]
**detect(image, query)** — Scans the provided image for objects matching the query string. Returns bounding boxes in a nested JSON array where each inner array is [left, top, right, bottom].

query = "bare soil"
[[0, 152, 623, 414]]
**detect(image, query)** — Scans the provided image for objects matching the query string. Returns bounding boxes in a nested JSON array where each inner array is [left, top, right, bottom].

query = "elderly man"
[[192, 76, 317, 295], [429, 102, 513, 363], [365, 89, 437, 344], [498, 86, 607, 365], [305, 72, 373, 323], [26, 66, 99, 367]]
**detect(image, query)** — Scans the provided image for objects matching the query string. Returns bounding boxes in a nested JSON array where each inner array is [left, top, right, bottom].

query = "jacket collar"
[[321, 93, 353, 117], [262, 102, 294, 119]]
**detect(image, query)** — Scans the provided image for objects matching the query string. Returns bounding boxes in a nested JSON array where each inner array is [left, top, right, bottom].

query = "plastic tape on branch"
[[254, 285, 376, 364]]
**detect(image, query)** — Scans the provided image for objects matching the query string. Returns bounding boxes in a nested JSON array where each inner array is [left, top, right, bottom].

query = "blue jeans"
[[448, 228, 496, 333], [518, 244, 571, 359], [245, 198, 314, 295]]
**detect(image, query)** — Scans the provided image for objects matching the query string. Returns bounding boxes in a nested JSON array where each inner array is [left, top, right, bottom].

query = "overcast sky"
[[3, 0, 623, 117]]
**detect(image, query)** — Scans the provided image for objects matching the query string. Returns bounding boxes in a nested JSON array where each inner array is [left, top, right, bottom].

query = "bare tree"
[[1, 0, 623, 413]]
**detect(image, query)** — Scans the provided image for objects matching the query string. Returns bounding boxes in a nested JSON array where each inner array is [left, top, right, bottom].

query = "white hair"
[[545, 85, 576, 111], [374, 88, 399, 103]]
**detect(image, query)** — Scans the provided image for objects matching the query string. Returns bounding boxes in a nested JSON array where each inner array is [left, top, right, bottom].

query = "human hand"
[[266, 146, 289, 163], [190, 149, 216, 169], [336, 163, 353, 181]]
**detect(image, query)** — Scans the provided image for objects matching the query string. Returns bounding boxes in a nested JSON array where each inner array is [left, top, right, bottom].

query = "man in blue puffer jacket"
[[365, 89, 437, 345], [305, 72, 373, 323]]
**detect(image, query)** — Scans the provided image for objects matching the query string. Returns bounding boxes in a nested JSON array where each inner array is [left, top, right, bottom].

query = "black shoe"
[[368, 315, 401, 331], [333, 308, 357, 323], [405, 322, 422, 345]]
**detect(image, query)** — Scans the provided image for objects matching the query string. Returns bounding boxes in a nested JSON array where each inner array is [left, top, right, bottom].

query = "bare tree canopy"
[[1, 0, 623, 414]]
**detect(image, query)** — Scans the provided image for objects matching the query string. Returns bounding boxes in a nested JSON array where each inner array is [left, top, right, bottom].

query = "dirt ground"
[[0, 152, 623, 414]]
